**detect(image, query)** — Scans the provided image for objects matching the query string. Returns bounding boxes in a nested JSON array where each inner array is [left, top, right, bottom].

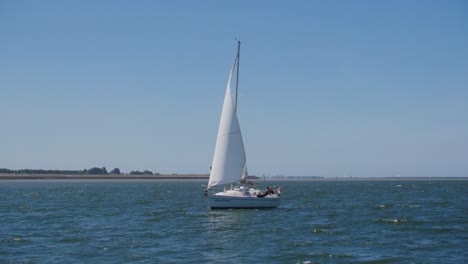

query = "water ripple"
[[0, 180, 467, 263]]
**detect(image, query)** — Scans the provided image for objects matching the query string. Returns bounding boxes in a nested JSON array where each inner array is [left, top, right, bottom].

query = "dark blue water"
[[1, 180, 467, 263]]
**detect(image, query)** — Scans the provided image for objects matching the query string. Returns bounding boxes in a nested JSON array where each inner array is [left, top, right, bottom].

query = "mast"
[[235, 40, 240, 111]]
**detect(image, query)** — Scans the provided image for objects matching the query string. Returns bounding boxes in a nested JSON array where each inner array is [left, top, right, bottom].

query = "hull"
[[208, 190, 280, 209]]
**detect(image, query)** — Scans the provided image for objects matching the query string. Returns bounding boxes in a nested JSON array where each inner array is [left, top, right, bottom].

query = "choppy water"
[[1, 180, 467, 263]]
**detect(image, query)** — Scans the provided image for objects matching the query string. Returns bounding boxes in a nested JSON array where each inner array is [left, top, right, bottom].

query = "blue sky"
[[1, 0, 467, 177]]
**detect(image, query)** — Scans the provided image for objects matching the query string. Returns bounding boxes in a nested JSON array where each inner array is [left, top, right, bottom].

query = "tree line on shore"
[[0, 167, 158, 175]]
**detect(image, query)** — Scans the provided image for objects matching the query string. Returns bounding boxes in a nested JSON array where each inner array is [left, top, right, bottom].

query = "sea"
[[0, 179, 466, 263]]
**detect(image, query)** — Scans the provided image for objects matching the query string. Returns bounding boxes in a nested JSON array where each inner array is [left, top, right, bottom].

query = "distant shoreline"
[[0, 173, 209, 180], [0, 173, 466, 181], [278, 177, 468, 181]]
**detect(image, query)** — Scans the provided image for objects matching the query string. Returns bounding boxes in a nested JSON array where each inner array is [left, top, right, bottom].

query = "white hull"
[[208, 188, 280, 209]]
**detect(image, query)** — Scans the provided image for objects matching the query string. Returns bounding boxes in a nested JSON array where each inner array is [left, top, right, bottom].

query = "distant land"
[[0, 167, 208, 180], [1, 168, 466, 181], [0, 173, 209, 180], [1, 167, 155, 175], [270, 176, 468, 181]]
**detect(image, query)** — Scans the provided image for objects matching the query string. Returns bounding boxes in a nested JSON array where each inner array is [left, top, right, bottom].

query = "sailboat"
[[205, 41, 281, 209]]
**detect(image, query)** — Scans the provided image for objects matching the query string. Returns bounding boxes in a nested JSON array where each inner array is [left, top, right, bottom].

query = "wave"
[[374, 218, 408, 224]]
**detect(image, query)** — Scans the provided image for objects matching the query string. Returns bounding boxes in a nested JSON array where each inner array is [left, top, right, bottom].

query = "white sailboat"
[[205, 41, 281, 209]]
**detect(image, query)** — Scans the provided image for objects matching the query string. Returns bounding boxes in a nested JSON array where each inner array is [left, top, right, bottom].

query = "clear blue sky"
[[1, 0, 467, 177]]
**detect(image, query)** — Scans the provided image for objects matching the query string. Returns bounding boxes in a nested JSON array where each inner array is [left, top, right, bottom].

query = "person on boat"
[[277, 186, 282, 196], [257, 186, 274, 198], [268, 186, 274, 194]]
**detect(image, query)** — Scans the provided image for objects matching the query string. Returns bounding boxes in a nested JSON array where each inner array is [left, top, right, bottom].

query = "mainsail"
[[207, 56, 247, 190]]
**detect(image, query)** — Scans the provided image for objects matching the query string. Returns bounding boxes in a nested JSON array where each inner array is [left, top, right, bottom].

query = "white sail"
[[242, 163, 248, 180], [207, 56, 247, 189]]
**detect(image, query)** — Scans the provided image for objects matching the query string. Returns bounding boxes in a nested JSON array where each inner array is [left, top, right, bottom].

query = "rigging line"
[[235, 40, 240, 111]]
